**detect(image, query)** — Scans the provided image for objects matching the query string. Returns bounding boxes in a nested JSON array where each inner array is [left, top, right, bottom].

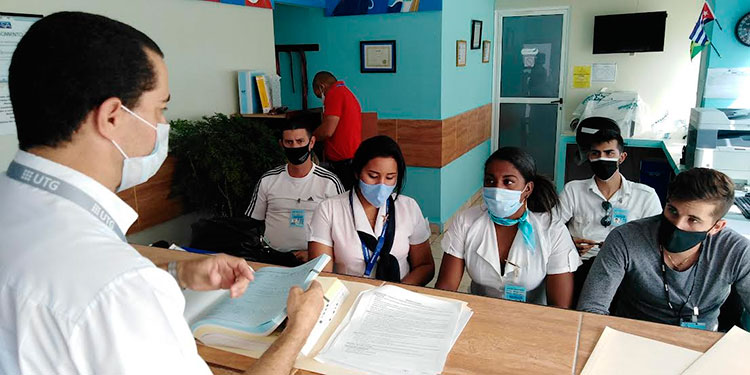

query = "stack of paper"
[[681, 326, 750, 374], [581, 327, 702, 374], [582, 326, 750, 375], [315, 285, 473, 375]]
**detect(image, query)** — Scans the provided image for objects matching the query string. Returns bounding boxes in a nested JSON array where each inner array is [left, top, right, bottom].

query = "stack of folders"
[[183, 256, 472, 375], [581, 325, 750, 374]]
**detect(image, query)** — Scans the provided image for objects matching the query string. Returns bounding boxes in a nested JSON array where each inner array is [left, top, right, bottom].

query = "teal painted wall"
[[701, 0, 750, 108], [273, 4, 442, 119], [440, 140, 491, 221], [440, 0, 495, 119], [402, 166, 442, 223]]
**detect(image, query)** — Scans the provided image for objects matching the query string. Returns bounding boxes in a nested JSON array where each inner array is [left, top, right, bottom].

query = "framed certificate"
[[360, 40, 397, 73], [471, 20, 483, 49], [482, 40, 491, 63], [456, 40, 467, 67]]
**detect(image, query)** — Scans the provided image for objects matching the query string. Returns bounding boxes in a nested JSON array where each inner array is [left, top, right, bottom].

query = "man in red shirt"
[[312, 71, 362, 190]]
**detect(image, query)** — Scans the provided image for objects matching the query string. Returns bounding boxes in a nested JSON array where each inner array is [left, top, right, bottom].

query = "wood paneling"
[[397, 119, 443, 168], [378, 104, 492, 168], [361, 112, 379, 141], [377, 119, 399, 141]]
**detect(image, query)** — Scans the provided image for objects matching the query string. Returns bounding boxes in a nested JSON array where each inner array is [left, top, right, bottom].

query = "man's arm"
[[577, 230, 629, 314], [313, 115, 340, 142], [243, 282, 324, 375]]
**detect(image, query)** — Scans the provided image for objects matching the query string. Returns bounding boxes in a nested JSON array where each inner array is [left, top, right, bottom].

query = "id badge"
[[290, 209, 305, 228], [680, 320, 707, 330], [503, 285, 527, 302], [612, 208, 628, 227]]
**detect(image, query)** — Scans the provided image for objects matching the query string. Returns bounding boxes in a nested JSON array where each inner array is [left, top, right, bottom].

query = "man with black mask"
[[246, 121, 343, 262], [556, 128, 662, 301], [578, 168, 750, 331]]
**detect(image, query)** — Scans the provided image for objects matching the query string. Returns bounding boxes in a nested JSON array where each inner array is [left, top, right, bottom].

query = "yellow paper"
[[573, 65, 592, 88]]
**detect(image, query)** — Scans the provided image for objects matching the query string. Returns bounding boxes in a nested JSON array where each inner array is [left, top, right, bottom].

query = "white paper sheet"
[[316, 285, 465, 375], [581, 327, 702, 375], [681, 326, 750, 374], [592, 63, 617, 83], [704, 68, 750, 99]]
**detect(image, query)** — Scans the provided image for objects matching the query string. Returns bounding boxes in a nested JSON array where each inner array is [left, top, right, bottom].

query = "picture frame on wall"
[[482, 40, 491, 63], [471, 20, 483, 49], [456, 40, 467, 67], [360, 40, 397, 73]]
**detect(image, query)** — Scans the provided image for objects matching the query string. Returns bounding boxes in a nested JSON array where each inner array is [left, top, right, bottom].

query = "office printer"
[[686, 108, 750, 186]]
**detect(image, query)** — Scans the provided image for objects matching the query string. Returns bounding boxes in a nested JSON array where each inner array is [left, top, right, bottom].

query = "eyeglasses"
[[601, 201, 612, 227]]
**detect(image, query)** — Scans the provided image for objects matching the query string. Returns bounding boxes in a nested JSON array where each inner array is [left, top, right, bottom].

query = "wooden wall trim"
[[378, 104, 492, 168]]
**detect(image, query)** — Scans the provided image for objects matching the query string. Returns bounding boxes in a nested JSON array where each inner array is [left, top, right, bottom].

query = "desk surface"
[[134, 245, 723, 375]]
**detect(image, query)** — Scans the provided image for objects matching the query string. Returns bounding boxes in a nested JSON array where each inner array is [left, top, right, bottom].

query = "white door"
[[492, 8, 569, 179]]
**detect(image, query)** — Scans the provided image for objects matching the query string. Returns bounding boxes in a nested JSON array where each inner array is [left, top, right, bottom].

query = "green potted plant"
[[169, 113, 284, 217]]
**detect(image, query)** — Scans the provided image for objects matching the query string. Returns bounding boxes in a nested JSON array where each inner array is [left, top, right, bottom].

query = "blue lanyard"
[[6, 161, 127, 241], [350, 190, 389, 277]]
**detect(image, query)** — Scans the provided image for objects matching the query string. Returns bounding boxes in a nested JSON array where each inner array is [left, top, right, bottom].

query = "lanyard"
[[659, 248, 700, 319], [6, 161, 127, 242], [349, 190, 389, 277]]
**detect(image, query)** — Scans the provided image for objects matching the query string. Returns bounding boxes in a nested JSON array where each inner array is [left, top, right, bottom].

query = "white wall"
[[1, 0, 277, 170], [495, 0, 702, 131]]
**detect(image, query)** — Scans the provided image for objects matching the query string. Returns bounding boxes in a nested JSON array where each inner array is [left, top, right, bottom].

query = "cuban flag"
[[689, 2, 721, 59]]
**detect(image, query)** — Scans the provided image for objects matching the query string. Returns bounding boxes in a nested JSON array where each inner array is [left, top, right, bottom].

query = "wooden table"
[[134, 246, 723, 375]]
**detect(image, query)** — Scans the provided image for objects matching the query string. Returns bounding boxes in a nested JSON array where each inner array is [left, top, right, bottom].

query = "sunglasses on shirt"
[[601, 201, 612, 227]]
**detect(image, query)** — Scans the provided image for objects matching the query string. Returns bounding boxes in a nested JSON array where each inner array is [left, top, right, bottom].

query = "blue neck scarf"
[[488, 209, 536, 253]]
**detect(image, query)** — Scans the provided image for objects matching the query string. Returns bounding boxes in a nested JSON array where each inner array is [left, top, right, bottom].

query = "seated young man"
[[577, 168, 750, 331], [245, 121, 343, 263], [555, 128, 662, 301]]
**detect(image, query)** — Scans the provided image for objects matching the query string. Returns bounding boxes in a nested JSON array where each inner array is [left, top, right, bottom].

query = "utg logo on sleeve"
[[0, 21, 11, 29]]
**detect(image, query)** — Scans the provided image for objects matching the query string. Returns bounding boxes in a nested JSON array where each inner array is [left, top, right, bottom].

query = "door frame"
[[490, 6, 571, 182]]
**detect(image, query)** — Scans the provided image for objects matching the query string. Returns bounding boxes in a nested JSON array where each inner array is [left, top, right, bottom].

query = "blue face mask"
[[483, 187, 523, 219], [483, 186, 535, 252], [358, 180, 396, 208]]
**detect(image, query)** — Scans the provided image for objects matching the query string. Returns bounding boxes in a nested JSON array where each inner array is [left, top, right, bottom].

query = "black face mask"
[[283, 143, 311, 165], [657, 215, 710, 253], [590, 158, 619, 181]]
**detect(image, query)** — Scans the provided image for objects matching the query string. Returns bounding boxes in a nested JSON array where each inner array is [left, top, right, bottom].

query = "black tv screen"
[[593, 11, 667, 54]]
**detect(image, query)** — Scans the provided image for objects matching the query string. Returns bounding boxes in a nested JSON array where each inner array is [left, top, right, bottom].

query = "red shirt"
[[323, 81, 362, 161]]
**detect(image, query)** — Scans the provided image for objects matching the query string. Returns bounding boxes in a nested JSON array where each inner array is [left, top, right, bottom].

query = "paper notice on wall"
[[0, 83, 15, 135], [573, 65, 592, 88], [592, 63, 617, 83], [704, 68, 750, 99]]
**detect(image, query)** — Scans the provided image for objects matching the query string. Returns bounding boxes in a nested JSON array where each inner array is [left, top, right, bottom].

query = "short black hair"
[[9, 11, 164, 150], [313, 71, 337, 87], [352, 136, 406, 198], [278, 119, 312, 139], [590, 129, 625, 153], [667, 168, 735, 220]]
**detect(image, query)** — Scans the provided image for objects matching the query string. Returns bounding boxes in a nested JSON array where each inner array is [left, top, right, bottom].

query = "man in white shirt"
[[0, 12, 322, 375], [555, 128, 662, 301], [246, 121, 343, 263]]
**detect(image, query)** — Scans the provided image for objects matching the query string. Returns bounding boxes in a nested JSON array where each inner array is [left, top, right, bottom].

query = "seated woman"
[[308, 135, 435, 285], [435, 147, 581, 308]]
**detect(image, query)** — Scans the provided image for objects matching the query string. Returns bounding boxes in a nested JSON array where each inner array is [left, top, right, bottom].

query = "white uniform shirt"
[[309, 192, 431, 280], [442, 206, 581, 305], [555, 176, 663, 260], [246, 164, 342, 252], [0, 151, 210, 375]]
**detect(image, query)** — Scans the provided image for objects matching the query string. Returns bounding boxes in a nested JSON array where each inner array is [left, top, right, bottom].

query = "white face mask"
[[111, 105, 169, 192]]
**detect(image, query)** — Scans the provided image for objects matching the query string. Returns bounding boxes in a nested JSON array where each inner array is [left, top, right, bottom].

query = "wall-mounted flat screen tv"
[[593, 11, 667, 54]]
